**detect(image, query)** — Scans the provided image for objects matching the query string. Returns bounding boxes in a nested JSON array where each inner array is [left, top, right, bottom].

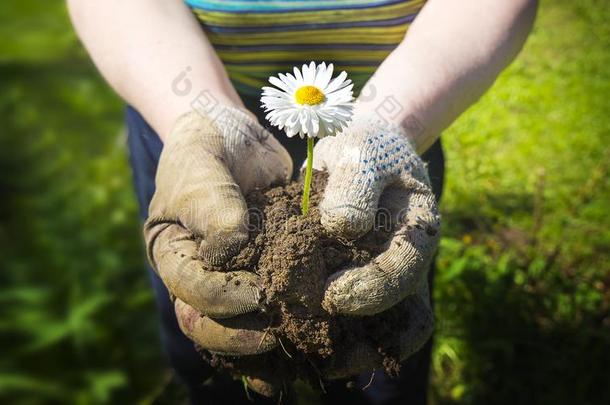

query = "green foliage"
[[0, 0, 608, 404], [432, 0, 610, 403], [0, 2, 165, 403]]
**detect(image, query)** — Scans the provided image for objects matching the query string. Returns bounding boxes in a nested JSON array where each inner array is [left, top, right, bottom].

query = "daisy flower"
[[260, 62, 355, 215], [261, 61, 354, 139]]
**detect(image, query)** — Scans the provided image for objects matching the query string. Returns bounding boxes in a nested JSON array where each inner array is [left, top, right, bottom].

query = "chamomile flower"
[[261, 61, 354, 138]]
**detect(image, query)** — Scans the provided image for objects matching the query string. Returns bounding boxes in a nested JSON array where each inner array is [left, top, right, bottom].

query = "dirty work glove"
[[311, 114, 439, 377], [145, 106, 292, 355], [312, 115, 441, 316]]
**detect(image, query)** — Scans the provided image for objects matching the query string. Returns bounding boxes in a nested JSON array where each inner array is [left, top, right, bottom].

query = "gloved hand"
[[312, 115, 440, 376], [144, 106, 292, 355]]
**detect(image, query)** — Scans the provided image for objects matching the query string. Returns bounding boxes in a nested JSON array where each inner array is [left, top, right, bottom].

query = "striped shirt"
[[186, 0, 426, 97]]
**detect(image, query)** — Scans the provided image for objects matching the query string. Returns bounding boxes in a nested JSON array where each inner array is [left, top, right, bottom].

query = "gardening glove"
[[312, 115, 441, 316], [144, 106, 292, 355]]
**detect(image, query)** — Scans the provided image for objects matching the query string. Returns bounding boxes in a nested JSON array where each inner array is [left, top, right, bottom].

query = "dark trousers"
[[126, 102, 444, 405]]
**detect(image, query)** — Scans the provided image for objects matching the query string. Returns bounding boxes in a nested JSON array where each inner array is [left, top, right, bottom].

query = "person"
[[68, 0, 537, 403]]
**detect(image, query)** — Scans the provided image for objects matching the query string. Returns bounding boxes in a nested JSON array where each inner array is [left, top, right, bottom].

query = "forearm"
[[356, 0, 537, 153], [68, 0, 242, 140]]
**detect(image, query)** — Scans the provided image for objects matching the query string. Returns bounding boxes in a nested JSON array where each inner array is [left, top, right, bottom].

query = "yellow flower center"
[[294, 85, 325, 105]]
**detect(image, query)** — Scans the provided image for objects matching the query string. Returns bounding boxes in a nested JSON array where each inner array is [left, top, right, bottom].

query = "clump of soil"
[[199, 171, 410, 390]]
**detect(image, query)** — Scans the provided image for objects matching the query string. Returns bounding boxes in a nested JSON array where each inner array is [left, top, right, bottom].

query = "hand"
[[312, 115, 440, 376], [144, 106, 292, 355]]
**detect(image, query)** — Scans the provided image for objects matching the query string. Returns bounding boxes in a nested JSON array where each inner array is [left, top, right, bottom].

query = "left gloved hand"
[[311, 115, 440, 376], [145, 107, 291, 356]]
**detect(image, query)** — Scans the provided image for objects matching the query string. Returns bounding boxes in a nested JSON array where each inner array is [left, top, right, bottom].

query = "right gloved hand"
[[144, 106, 292, 355]]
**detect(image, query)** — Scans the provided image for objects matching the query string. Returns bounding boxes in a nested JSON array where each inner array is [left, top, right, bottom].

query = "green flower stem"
[[301, 136, 314, 215]]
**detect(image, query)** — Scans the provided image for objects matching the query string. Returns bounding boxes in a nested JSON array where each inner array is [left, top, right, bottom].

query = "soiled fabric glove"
[[312, 115, 440, 316], [145, 106, 292, 355], [311, 114, 440, 378]]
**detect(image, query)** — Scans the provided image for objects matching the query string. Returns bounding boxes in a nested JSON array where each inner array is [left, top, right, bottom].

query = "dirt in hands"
[[199, 171, 409, 389]]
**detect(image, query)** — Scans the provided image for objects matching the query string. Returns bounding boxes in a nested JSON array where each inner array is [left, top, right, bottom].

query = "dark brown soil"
[[198, 171, 410, 391]]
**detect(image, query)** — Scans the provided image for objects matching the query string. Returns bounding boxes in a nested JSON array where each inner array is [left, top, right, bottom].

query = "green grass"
[[0, 0, 608, 403], [432, 1, 610, 403]]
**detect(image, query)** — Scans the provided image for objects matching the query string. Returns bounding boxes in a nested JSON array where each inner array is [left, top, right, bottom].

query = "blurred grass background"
[[0, 0, 608, 404]]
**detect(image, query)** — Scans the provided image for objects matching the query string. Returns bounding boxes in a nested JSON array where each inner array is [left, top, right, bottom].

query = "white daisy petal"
[[299, 109, 309, 134], [293, 66, 304, 84], [313, 62, 325, 87], [327, 82, 354, 98], [315, 62, 333, 90], [268, 76, 292, 93], [310, 111, 320, 135], [325, 71, 350, 94], [262, 86, 292, 99], [300, 63, 309, 83], [278, 73, 298, 92], [303, 61, 315, 83]]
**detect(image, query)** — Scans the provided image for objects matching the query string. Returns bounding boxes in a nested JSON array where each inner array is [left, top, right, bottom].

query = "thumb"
[[318, 125, 396, 239], [320, 162, 388, 239]]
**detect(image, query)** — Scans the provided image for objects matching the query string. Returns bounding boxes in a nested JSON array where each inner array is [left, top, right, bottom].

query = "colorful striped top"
[[185, 0, 426, 97]]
